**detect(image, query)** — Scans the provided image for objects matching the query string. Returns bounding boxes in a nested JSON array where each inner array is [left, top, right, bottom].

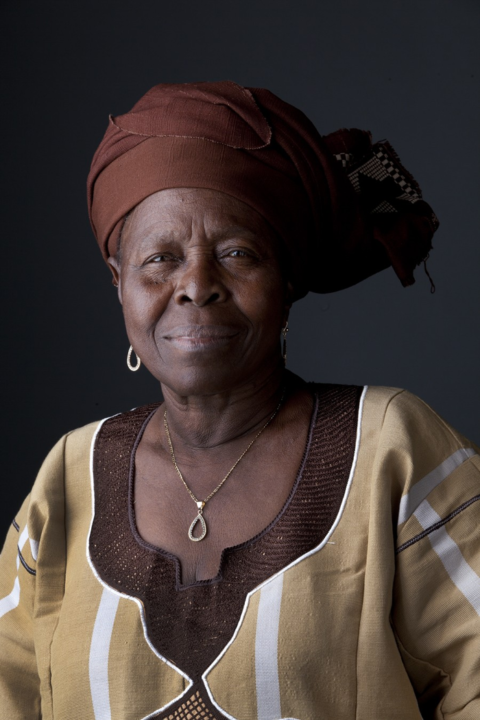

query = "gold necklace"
[[163, 389, 286, 542]]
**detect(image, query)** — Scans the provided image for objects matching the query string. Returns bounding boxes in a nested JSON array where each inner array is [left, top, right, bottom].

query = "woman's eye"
[[228, 249, 250, 258], [141, 253, 178, 270]]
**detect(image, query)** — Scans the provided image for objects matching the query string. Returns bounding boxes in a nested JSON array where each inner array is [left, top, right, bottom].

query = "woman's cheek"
[[123, 288, 168, 346]]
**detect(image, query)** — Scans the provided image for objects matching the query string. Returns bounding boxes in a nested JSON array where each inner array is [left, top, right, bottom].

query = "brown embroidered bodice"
[[89, 383, 361, 711]]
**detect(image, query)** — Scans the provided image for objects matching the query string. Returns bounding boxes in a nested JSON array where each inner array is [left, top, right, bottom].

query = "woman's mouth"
[[163, 325, 240, 351]]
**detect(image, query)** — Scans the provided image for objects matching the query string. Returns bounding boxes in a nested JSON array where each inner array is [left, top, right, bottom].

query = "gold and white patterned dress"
[[1, 385, 479, 719]]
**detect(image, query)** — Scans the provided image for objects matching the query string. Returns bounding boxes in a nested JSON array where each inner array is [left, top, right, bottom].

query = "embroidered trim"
[[86, 415, 195, 693], [396, 494, 480, 554], [203, 385, 368, 719], [89, 384, 362, 683], [126, 397, 320, 591]]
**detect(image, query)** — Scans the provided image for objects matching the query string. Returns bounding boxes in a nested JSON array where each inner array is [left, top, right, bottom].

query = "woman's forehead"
[[126, 188, 277, 239]]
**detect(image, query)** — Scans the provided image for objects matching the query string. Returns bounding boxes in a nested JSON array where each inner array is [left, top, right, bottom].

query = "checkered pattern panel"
[[331, 140, 433, 217], [334, 151, 353, 168], [346, 153, 392, 195], [164, 689, 219, 719], [374, 148, 421, 199], [373, 200, 398, 214]]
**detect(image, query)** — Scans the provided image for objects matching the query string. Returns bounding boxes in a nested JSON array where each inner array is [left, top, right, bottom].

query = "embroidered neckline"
[[126, 392, 319, 589], [89, 383, 362, 679]]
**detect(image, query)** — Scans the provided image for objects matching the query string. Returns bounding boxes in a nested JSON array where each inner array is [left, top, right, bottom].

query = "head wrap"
[[87, 81, 439, 297]]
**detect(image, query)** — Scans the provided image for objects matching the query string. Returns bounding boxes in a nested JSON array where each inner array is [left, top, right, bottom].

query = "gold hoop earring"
[[127, 345, 141, 372], [282, 321, 289, 366]]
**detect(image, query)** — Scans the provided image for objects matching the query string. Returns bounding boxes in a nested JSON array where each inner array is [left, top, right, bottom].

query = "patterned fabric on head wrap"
[[87, 81, 439, 297]]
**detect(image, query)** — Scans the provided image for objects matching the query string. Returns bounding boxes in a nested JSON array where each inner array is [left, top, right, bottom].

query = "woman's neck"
[[159, 366, 289, 451]]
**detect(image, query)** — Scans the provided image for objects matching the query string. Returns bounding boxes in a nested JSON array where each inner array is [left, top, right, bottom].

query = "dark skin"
[[108, 188, 313, 586]]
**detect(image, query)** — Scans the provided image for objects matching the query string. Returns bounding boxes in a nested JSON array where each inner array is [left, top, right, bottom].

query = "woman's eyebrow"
[[132, 225, 265, 250], [211, 225, 260, 241], [134, 230, 181, 246]]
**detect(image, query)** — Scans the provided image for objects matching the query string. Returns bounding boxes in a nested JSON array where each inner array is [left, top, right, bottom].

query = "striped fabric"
[[397, 447, 476, 525], [255, 574, 284, 720], [1, 388, 480, 719], [89, 588, 121, 720], [413, 500, 480, 615]]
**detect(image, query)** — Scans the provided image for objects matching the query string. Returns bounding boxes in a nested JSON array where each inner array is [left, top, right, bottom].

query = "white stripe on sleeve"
[[0, 576, 21, 619], [0, 524, 36, 619], [398, 448, 476, 526], [29, 538, 39, 561], [414, 499, 480, 615]]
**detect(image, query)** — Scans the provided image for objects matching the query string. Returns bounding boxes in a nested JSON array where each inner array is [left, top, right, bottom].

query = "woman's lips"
[[162, 326, 240, 351]]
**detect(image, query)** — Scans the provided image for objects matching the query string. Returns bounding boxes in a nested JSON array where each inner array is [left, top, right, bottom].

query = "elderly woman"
[[1, 82, 479, 720]]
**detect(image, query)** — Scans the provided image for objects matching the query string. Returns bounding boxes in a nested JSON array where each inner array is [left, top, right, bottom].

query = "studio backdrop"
[[1, 0, 479, 539]]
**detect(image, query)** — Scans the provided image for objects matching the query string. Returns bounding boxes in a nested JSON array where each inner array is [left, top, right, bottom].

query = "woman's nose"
[[173, 254, 228, 306]]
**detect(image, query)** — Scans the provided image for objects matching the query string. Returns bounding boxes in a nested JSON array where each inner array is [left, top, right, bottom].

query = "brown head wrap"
[[87, 81, 438, 297]]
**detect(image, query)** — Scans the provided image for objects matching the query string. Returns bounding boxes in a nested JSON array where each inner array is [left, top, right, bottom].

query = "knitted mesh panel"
[[162, 687, 225, 719], [90, 384, 361, 680]]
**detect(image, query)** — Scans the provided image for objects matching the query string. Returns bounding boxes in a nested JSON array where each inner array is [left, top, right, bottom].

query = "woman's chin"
[[159, 372, 245, 398], [155, 357, 277, 398]]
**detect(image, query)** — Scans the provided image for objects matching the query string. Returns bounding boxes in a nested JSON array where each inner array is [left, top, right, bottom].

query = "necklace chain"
[[163, 388, 286, 541]]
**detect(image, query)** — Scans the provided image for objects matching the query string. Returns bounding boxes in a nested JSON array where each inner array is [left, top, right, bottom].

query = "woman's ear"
[[107, 257, 123, 304]]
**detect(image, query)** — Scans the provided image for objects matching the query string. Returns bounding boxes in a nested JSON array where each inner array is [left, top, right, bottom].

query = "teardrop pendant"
[[188, 510, 207, 542]]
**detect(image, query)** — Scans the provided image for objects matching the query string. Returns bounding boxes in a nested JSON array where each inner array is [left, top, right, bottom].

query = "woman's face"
[[109, 188, 292, 397]]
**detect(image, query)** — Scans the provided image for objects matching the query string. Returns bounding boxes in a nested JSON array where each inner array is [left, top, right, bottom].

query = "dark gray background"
[[1, 0, 479, 540]]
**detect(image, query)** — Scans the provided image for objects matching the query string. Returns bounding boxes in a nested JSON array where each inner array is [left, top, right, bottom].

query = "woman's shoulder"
[[354, 385, 479, 528], [310, 382, 472, 448], [15, 408, 152, 546], [64, 418, 103, 453], [361, 385, 477, 451], [63, 404, 157, 453]]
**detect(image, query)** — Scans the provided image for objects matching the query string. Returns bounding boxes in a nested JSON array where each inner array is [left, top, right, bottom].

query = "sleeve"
[[0, 498, 41, 718], [0, 434, 68, 719], [387, 391, 480, 718]]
